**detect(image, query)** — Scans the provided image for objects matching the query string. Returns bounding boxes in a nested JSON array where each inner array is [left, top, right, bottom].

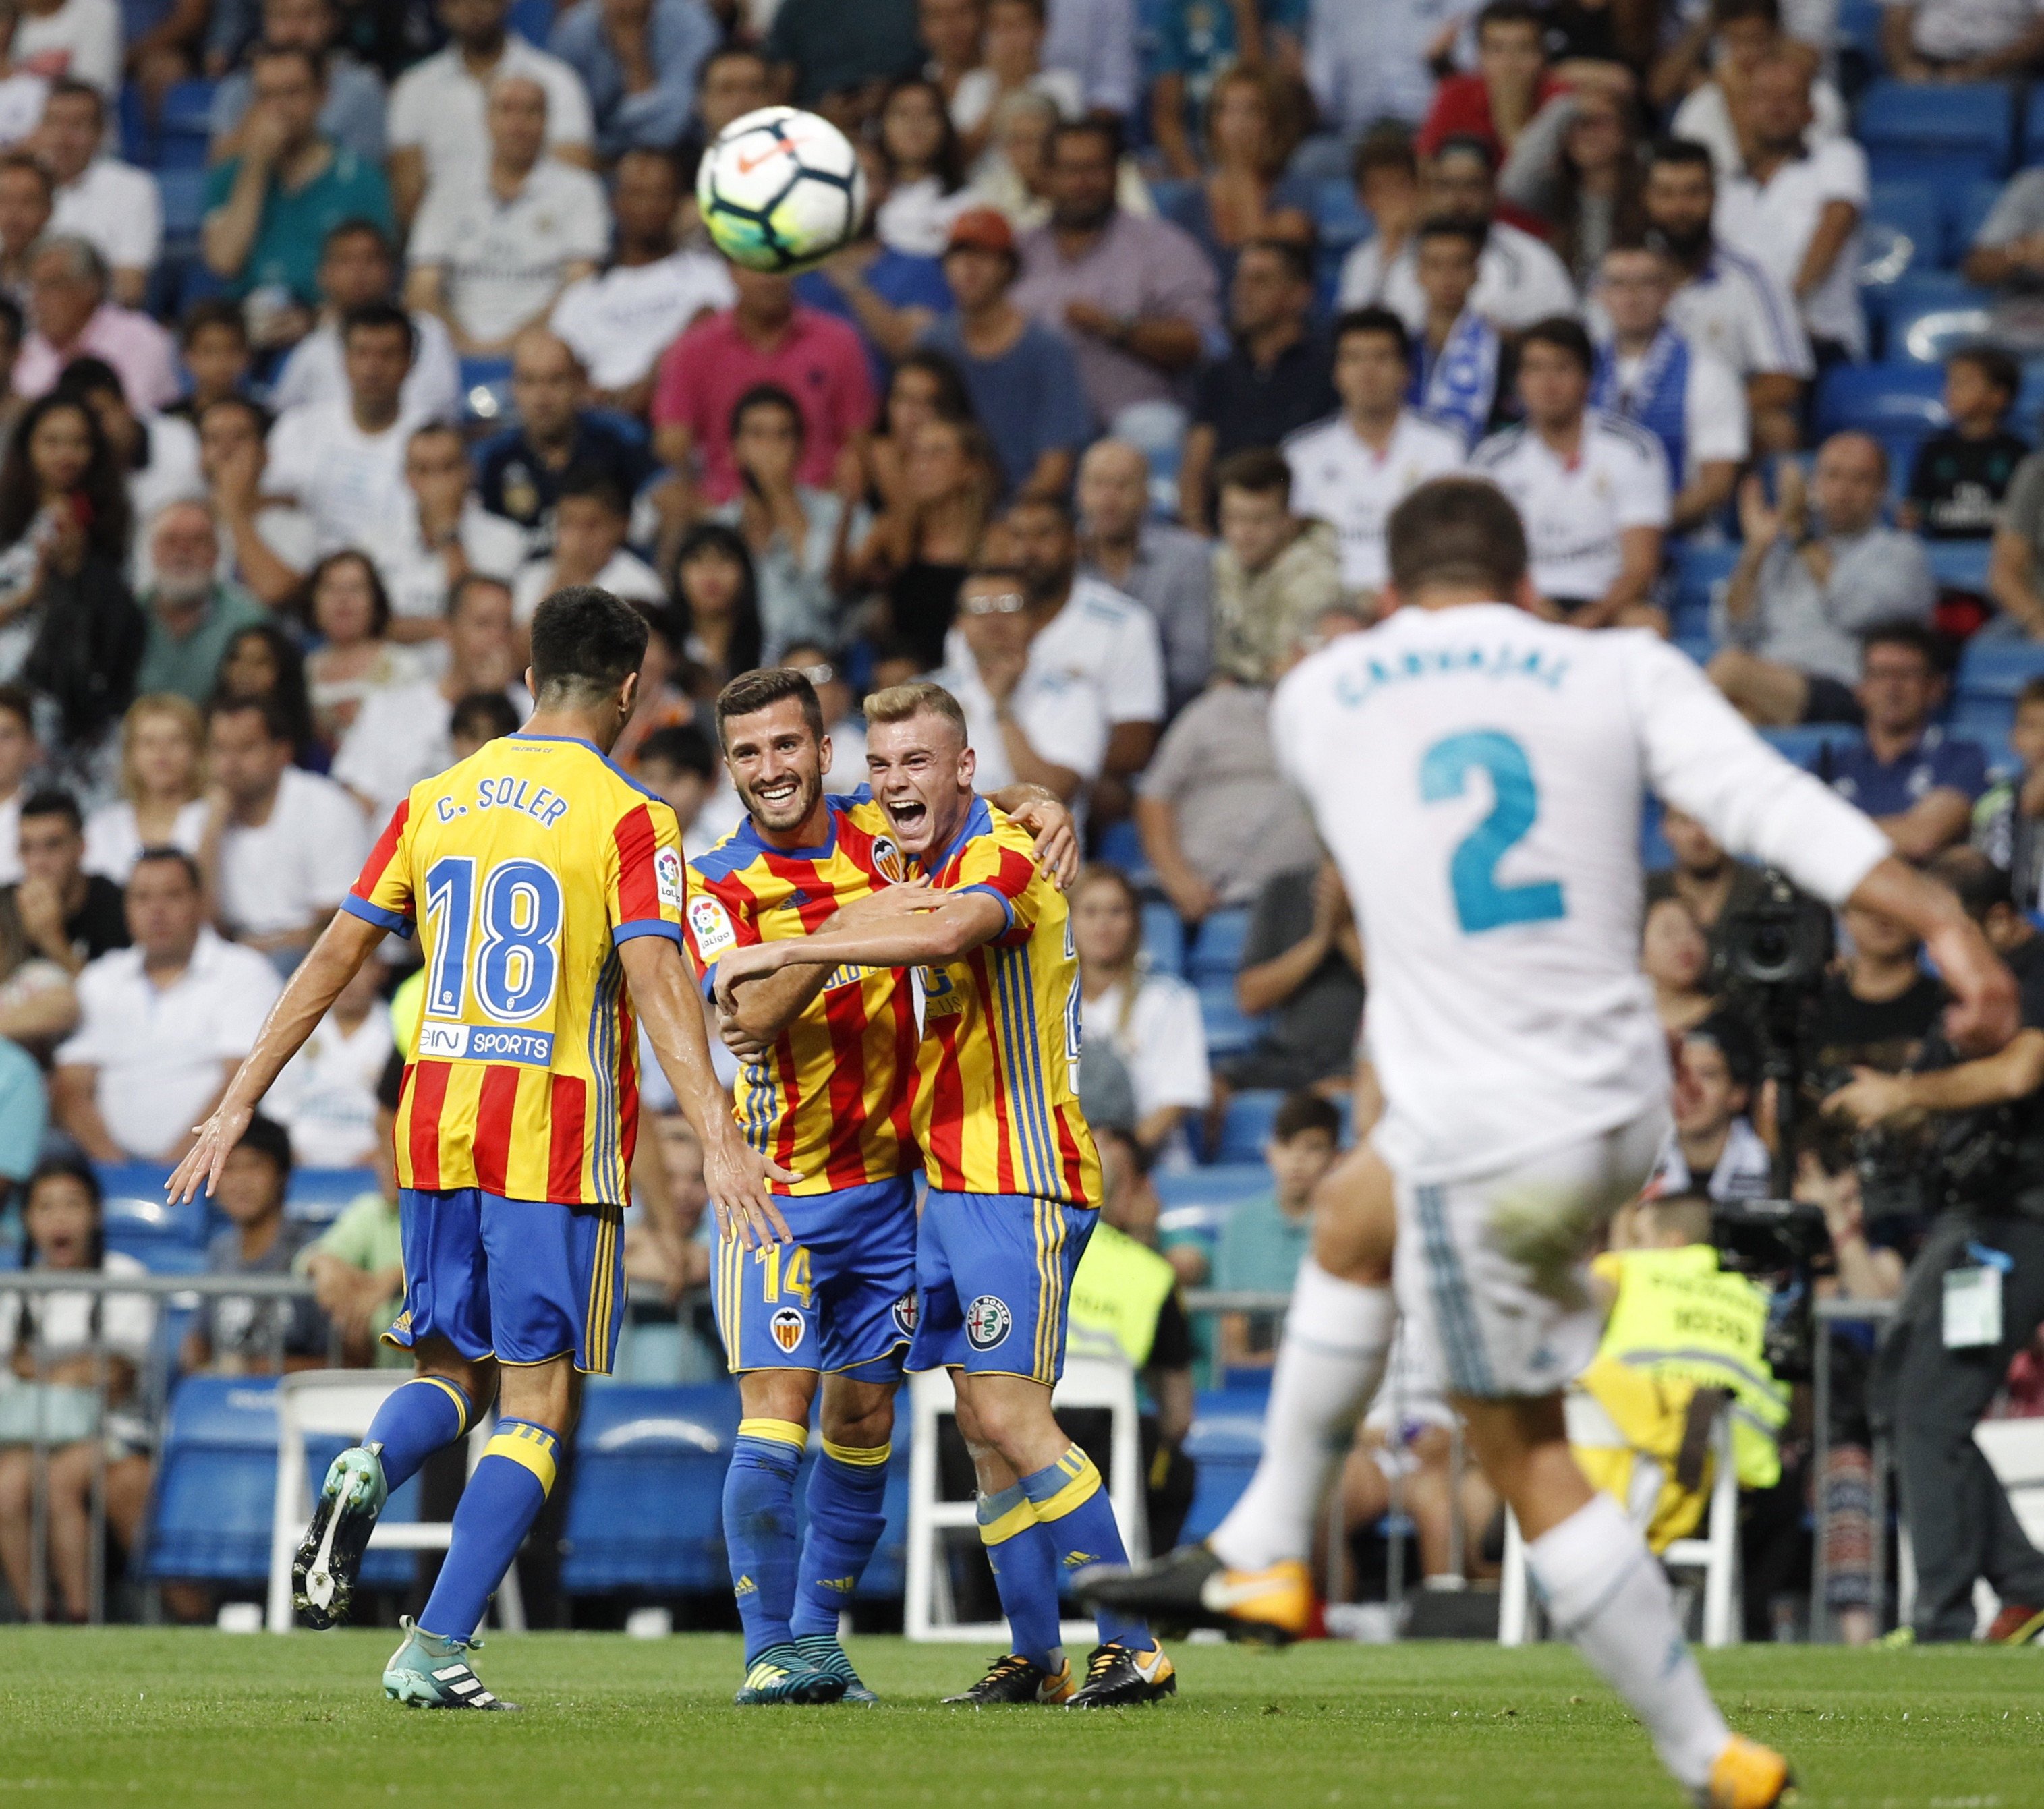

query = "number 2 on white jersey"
[[1420, 730, 1566, 934], [423, 855, 564, 1023]]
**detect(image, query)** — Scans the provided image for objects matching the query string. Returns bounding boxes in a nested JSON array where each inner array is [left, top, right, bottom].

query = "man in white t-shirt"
[[376, 421, 528, 635], [1667, 0, 1847, 177], [405, 73, 610, 355], [1283, 306, 1465, 600], [1883, 0, 2044, 79], [1643, 137, 1812, 456], [386, 0, 595, 226], [1338, 136, 1578, 334], [1591, 243, 1749, 536], [1470, 316, 1671, 628], [208, 695, 370, 960], [10, 0, 121, 99], [53, 849, 283, 1161], [268, 219, 462, 424], [39, 78, 158, 308], [333, 572, 530, 821], [508, 466, 664, 622], [266, 300, 426, 555], [935, 563, 1108, 800], [549, 145, 732, 416], [198, 395, 318, 607], [266, 956, 393, 1168], [1712, 53, 1867, 360]]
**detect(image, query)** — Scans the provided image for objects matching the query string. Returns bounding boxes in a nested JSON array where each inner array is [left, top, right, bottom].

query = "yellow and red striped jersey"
[[345, 732, 687, 1205], [681, 795, 919, 1194], [844, 795, 1100, 1206]]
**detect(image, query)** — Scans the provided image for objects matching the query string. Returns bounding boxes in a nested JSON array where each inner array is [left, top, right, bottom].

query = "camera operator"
[[1824, 846, 2044, 1644], [1649, 1011, 1774, 1201]]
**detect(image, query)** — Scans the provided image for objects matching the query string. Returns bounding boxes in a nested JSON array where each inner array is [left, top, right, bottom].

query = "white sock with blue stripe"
[[1208, 1261, 1391, 1571]]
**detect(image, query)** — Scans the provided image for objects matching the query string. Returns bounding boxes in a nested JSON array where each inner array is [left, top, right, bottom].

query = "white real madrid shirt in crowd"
[[56, 928, 283, 1160], [1647, 1114, 1773, 1201], [1662, 243, 1814, 382], [550, 248, 735, 393], [51, 155, 161, 277], [217, 766, 370, 942], [1269, 602, 1891, 1185], [1599, 331, 1751, 482], [941, 575, 1166, 735], [270, 312, 463, 426], [1469, 411, 1671, 604], [1669, 76, 1846, 179], [11, 0, 121, 96], [408, 159, 612, 349], [376, 496, 529, 626], [1282, 409, 1467, 592], [1339, 220, 1579, 333], [333, 676, 533, 822], [1714, 136, 1868, 358], [266, 399, 428, 557], [936, 652, 1109, 795], [82, 795, 210, 884], [1083, 971, 1213, 1124], [387, 33, 594, 197], [510, 547, 664, 622], [266, 1006, 395, 1168]]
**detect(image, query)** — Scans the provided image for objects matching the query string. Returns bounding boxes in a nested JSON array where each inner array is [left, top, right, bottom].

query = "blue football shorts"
[[907, 1189, 1098, 1384], [709, 1175, 917, 1381], [385, 1188, 626, 1373]]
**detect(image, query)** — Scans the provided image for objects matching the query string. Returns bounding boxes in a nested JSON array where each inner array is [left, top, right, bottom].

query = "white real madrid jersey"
[[1272, 604, 1891, 1182]]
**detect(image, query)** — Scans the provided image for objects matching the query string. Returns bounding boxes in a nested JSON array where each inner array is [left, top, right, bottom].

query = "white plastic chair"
[[264, 1370, 523, 1636], [903, 1352, 1147, 1644], [1500, 1406, 1741, 1648]]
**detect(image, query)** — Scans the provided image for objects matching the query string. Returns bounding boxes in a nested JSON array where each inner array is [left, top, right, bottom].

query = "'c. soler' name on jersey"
[[436, 777, 575, 827]]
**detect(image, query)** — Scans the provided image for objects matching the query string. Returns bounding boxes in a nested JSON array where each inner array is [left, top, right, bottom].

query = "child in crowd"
[[1904, 347, 2028, 540]]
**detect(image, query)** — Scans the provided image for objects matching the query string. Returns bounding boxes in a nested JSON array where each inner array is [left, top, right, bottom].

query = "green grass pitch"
[[0, 1630, 2036, 1806]]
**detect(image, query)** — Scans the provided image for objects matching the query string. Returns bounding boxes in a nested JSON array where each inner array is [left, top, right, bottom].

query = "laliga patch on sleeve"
[[656, 845, 685, 910], [689, 894, 737, 958]]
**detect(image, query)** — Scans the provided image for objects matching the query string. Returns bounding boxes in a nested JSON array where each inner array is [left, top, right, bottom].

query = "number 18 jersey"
[[1272, 604, 1891, 1186], [345, 731, 688, 1206]]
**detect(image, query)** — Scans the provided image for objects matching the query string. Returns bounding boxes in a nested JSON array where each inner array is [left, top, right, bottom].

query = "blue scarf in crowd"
[[1591, 326, 1690, 480], [1409, 307, 1500, 448]]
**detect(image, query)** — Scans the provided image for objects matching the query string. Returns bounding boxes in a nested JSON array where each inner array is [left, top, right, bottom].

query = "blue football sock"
[[725, 1418, 807, 1661], [791, 1437, 891, 1640], [977, 1483, 1063, 1673], [363, 1376, 471, 1492], [1019, 1445, 1153, 1653], [418, 1417, 558, 1644]]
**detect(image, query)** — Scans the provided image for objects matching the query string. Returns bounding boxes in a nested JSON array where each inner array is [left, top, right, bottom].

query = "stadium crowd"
[[1, 0, 2044, 1642]]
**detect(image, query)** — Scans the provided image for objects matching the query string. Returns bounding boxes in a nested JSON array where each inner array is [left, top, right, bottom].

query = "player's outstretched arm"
[[1847, 855, 2020, 1056], [619, 934, 798, 1249], [713, 890, 1011, 1014], [165, 910, 388, 1205]]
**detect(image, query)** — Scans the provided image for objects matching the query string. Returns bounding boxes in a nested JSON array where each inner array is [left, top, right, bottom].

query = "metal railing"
[[0, 1269, 327, 1626]]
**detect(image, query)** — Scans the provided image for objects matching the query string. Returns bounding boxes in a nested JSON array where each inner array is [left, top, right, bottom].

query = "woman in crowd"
[[861, 349, 975, 520], [301, 552, 417, 751], [1158, 66, 1315, 286], [1072, 865, 1213, 1166], [0, 395, 142, 762], [0, 1159, 156, 1624], [671, 523, 765, 699], [1643, 892, 1717, 1033], [83, 694, 219, 887], [872, 76, 979, 258], [1499, 88, 1649, 287], [714, 386, 861, 659], [212, 620, 321, 769], [850, 413, 998, 672]]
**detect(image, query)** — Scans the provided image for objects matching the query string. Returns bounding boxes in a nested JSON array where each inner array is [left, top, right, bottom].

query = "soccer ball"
[[697, 105, 868, 275]]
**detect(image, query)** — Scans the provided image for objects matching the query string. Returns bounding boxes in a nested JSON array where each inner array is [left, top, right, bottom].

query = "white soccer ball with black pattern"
[[697, 105, 867, 274]]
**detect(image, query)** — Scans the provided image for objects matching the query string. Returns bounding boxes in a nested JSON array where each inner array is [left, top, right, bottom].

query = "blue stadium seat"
[[1949, 697, 2016, 765], [1949, 177, 2004, 268], [1094, 815, 1143, 871], [1873, 271, 1994, 364], [1761, 725, 1850, 770], [1672, 542, 1739, 637], [509, 0, 556, 43], [1856, 82, 2016, 184], [98, 1163, 206, 1249], [105, 1237, 207, 1275], [1313, 177, 1369, 254], [1153, 1161, 1270, 1212], [145, 1376, 277, 1580], [286, 1167, 376, 1225], [1927, 538, 1992, 593], [560, 1384, 740, 1594], [2020, 89, 2044, 167], [1186, 907, 1251, 979], [1957, 637, 2044, 697], [157, 78, 218, 140], [1865, 179, 1940, 281], [1140, 899, 1185, 977], [1836, 0, 1885, 66], [157, 169, 207, 242], [1195, 976, 1261, 1058], [1180, 1385, 1270, 1544], [1813, 360, 1946, 438], [1205, 1089, 1283, 1164]]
